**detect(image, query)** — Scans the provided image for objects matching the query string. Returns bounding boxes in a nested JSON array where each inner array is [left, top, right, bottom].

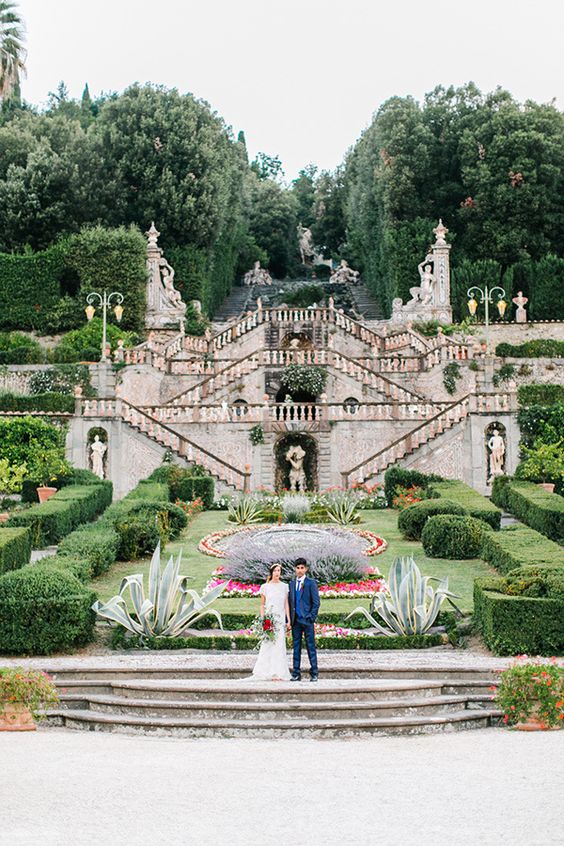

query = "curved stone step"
[[47, 707, 499, 737]]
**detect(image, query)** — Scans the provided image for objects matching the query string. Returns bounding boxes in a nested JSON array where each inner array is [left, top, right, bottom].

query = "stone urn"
[[37, 486, 57, 503], [0, 704, 36, 732]]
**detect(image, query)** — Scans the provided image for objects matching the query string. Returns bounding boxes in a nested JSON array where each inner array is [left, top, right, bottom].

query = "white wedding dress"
[[251, 581, 291, 681]]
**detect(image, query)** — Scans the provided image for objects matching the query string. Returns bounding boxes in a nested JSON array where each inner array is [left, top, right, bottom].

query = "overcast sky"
[[17, 0, 564, 180]]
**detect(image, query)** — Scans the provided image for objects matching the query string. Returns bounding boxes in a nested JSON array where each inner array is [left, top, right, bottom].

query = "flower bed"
[[204, 574, 386, 599], [199, 524, 387, 559]]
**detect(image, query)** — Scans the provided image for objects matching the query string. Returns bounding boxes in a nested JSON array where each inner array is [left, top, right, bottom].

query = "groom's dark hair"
[[294, 558, 307, 568]]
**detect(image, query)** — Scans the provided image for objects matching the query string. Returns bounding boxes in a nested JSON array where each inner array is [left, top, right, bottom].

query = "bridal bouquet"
[[251, 612, 280, 644]]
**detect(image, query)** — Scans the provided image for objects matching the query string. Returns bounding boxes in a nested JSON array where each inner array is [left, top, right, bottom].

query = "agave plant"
[[92, 543, 226, 637], [227, 496, 264, 525], [346, 556, 460, 636], [325, 494, 359, 526]]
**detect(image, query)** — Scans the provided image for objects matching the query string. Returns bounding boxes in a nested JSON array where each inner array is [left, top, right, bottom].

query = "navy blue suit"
[[289, 576, 320, 678]]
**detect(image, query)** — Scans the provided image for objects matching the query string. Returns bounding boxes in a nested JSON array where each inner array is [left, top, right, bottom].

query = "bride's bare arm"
[[260, 593, 265, 618], [285, 597, 291, 629]]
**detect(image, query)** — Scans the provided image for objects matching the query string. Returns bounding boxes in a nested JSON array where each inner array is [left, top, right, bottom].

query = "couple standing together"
[[252, 558, 320, 682]]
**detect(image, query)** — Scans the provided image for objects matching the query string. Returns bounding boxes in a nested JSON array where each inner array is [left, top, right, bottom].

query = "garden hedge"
[[383, 466, 442, 503], [397, 499, 466, 540], [58, 524, 120, 577], [0, 527, 32, 575], [0, 565, 97, 654], [421, 515, 488, 559], [173, 476, 214, 509], [496, 339, 564, 358], [6, 481, 113, 547], [518, 384, 564, 406], [480, 524, 564, 575], [473, 579, 564, 656], [0, 392, 74, 414], [491, 477, 564, 544], [428, 479, 502, 529], [39, 553, 93, 583]]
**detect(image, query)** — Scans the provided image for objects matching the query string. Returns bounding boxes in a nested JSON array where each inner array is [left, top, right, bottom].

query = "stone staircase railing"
[[341, 396, 471, 487], [330, 351, 424, 402], [80, 398, 249, 491]]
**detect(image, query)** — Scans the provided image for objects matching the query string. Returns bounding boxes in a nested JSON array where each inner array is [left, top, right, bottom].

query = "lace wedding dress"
[[251, 581, 291, 681]]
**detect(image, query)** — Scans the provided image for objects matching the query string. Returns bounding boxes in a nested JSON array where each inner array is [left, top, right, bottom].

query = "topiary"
[[500, 565, 564, 599], [397, 499, 467, 540], [421, 514, 489, 559], [114, 517, 161, 561], [0, 565, 96, 654]]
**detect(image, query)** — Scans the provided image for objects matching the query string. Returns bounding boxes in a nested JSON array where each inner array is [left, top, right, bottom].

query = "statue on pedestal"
[[512, 291, 528, 324], [487, 428, 506, 479], [390, 219, 452, 324], [407, 257, 436, 306], [297, 224, 315, 265], [329, 260, 360, 285], [90, 435, 107, 479], [243, 261, 273, 286], [144, 222, 187, 329], [286, 444, 306, 492]]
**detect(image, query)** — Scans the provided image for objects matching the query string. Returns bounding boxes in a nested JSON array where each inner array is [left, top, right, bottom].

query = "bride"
[[252, 564, 291, 681]]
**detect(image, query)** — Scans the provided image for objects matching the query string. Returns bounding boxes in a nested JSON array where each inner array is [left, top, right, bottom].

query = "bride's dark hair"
[[267, 563, 282, 582]]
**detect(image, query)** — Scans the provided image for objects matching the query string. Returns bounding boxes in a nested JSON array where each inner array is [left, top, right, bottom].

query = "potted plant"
[[0, 667, 60, 731], [29, 449, 71, 502], [515, 441, 564, 494], [494, 660, 564, 731], [0, 459, 27, 520]]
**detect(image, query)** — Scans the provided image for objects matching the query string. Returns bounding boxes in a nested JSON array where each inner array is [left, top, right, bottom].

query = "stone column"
[[431, 219, 452, 322]]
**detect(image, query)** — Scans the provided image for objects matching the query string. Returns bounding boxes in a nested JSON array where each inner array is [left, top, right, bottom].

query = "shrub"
[[517, 403, 564, 449], [518, 384, 564, 406], [492, 478, 564, 544], [383, 466, 442, 504], [39, 554, 93, 583], [421, 514, 488, 559], [280, 364, 328, 396], [0, 392, 75, 414], [515, 441, 564, 494], [0, 332, 44, 363], [28, 364, 93, 397], [0, 417, 63, 467], [0, 528, 32, 575], [127, 481, 170, 501], [53, 317, 137, 363], [473, 580, 564, 656], [0, 565, 97, 655], [495, 662, 564, 728], [397, 499, 467, 540], [173, 475, 214, 509], [114, 517, 161, 561], [496, 339, 564, 358], [391, 484, 426, 509], [480, 524, 564, 575], [58, 525, 120, 577], [500, 565, 564, 599], [428, 479, 501, 529], [0, 243, 66, 333]]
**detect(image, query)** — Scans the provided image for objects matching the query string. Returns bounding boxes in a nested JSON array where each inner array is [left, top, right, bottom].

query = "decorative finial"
[[433, 219, 448, 246], [145, 221, 160, 248]]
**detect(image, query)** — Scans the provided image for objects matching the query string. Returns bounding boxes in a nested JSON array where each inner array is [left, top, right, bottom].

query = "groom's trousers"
[[292, 618, 318, 678]]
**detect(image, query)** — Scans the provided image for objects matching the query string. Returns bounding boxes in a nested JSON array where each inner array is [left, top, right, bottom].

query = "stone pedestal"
[[145, 222, 187, 330]]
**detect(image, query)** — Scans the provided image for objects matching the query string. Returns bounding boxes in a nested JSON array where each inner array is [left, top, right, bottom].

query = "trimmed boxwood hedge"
[[422, 514, 489, 559], [428, 479, 501, 530], [495, 339, 564, 358], [58, 524, 120, 577], [481, 524, 564, 575], [0, 392, 74, 414], [39, 554, 93, 583], [6, 482, 113, 547], [0, 527, 32, 575], [0, 565, 97, 654], [397, 499, 466, 540], [491, 477, 564, 544], [383, 466, 442, 503], [473, 579, 564, 656]]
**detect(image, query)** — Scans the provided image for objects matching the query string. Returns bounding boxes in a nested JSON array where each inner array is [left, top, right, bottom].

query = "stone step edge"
[[45, 664, 501, 676], [57, 692, 494, 713], [55, 678, 457, 693], [48, 708, 499, 730]]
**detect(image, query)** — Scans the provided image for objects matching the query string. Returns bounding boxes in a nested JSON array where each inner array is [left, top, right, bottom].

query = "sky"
[[17, 0, 564, 180]]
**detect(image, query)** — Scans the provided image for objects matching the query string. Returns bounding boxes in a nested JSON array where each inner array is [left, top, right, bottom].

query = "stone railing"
[[341, 396, 471, 486], [80, 398, 249, 490], [330, 351, 423, 402]]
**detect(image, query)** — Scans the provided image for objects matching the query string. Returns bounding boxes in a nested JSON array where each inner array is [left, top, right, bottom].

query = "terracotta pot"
[[0, 512, 9, 523], [514, 716, 561, 732], [538, 483, 555, 494], [0, 703, 36, 732], [37, 486, 57, 503]]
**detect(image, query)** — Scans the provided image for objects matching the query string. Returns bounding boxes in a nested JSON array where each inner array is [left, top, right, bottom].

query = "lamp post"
[[85, 291, 124, 362], [467, 285, 507, 352]]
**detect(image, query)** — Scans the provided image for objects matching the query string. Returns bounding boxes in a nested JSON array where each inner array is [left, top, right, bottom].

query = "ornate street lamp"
[[467, 285, 506, 351], [85, 291, 124, 362]]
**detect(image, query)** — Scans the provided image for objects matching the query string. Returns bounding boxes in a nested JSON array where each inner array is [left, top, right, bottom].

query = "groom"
[[288, 558, 320, 682]]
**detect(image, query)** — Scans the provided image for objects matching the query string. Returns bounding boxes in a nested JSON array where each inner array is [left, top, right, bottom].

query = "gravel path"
[[1, 728, 562, 846]]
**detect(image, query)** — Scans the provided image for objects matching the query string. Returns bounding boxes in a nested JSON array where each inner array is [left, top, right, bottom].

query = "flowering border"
[[204, 575, 386, 599], [198, 524, 387, 559]]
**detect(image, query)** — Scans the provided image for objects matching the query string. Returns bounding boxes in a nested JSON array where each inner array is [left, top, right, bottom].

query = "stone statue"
[[286, 444, 306, 492], [145, 222, 186, 329], [113, 339, 125, 363], [512, 291, 528, 324], [243, 261, 272, 287], [297, 224, 315, 265], [390, 220, 452, 324], [90, 435, 107, 480], [329, 260, 360, 285], [407, 257, 436, 306], [487, 428, 505, 479]]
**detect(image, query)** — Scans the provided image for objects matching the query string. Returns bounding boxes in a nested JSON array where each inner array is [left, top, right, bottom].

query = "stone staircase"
[[350, 281, 384, 320], [212, 285, 253, 322], [44, 661, 501, 737]]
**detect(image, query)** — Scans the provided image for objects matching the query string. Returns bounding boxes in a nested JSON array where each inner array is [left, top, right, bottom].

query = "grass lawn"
[[91, 509, 498, 616]]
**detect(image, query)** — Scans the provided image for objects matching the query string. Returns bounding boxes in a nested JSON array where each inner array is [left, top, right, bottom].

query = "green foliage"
[[0, 392, 74, 413], [227, 497, 264, 525], [280, 364, 328, 397], [0, 527, 31, 575], [480, 523, 564, 575], [397, 499, 467, 540], [0, 332, 44, 363], [473, 580, 564, 656], [57, 524, 120, 578], [244, 173, 297, 278], [518, 384, 564, 406], [113, 517, 161, 561], [442, 362, 461, 395], [28, 364, 94, 397], [495, 662, 564, 727], [283, 284, 324, 308], [492, 478, 564, 543], [0, 565, 96, 655], [517, 403, 564, 450], [496, 339, 564, 358], [421, 514, 488, 559], [428, 479, 502, 529], [0, 243, 67, 331], [53, 317, 137, 362], [39, 553, 93, 583], [492, 364, 516, 387], [499, 565, 564, 599], [127, 481, 170, 501], [0, 458, 27, 494], [249, 424, 264, 446], [172, 475, 214, 509], [515, 441, 564, 492], [383, 466, 442, 505], [0, 416, 63, 467]]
